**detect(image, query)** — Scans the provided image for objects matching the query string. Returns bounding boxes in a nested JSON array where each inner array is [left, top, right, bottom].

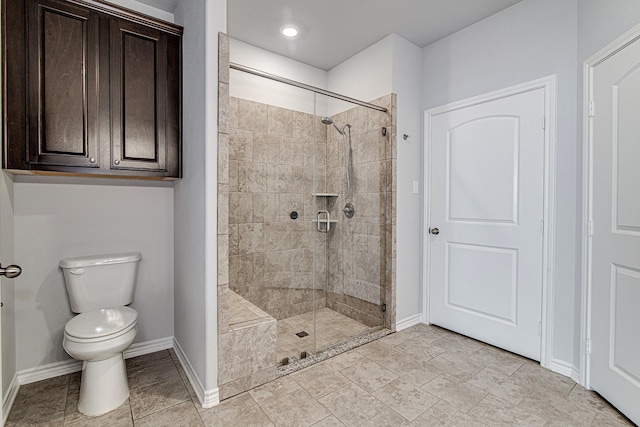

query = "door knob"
[[0, 263, 21, 279], [429, 227, 440, 235]]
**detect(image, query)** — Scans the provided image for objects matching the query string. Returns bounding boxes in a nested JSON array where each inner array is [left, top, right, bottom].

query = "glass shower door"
[[312, 94, 390, 354]]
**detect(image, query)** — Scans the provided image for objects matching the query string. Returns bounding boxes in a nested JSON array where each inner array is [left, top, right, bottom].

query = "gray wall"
[[173, 0, 208, 390], [578, 0, 640, 63], [422, 0, 579, 365], [174, 0, 226, 394], [1, 171, 16, 398], [13, 180, 174, 371]]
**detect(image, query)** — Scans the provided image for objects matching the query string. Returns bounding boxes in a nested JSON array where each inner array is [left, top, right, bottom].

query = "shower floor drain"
[[295, 331, 309, 338]]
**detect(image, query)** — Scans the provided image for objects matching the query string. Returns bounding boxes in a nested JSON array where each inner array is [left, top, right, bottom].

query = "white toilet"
[[60, 252, 141, 416]]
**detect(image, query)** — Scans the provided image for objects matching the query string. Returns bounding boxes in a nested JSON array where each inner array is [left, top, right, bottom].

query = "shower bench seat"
[[218, 290, 277, 401]]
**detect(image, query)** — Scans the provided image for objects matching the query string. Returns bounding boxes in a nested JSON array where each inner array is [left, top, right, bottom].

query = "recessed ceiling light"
[[280, 25, 299, 38]]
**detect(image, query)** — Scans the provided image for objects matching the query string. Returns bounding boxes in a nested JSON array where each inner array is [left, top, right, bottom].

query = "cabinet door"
[[110, 19, 171, 173], [27, 0, 100, 168]]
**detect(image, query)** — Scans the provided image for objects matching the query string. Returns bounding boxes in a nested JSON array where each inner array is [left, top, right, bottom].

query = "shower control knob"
[[429, 227, 440, 235]]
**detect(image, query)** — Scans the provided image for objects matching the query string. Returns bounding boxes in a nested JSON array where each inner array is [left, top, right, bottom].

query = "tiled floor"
[[7, 324, 635, 426], [276, 308, 370, 362]]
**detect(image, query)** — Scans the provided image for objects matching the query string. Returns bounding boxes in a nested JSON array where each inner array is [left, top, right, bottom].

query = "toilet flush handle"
[[69, 268, 85, 275]]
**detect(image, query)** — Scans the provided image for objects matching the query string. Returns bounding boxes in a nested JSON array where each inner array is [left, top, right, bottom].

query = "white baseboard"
[[17, 336, 174, 386], [3, 373, 19, 425], [172, 338, 219, 408], [546, 358, 580, 382], [124, 336, 173, 359], [395, 314, 423, 332], [570, 365, 581, 384]]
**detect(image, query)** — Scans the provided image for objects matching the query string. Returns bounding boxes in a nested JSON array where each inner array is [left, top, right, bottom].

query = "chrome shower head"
[[321, 116, 347, 135]]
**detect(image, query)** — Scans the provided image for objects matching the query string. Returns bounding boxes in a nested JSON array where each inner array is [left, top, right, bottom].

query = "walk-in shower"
[[218, 53, 397, 399]]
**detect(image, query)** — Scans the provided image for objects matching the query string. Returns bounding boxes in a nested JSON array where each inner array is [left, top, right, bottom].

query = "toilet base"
[[78, 353, 129, 416]]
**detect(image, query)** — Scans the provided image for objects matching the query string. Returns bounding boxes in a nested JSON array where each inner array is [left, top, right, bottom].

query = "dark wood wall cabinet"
[[3, 0, 183, 179]]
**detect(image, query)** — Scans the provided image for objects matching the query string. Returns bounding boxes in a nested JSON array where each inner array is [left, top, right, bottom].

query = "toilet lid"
[[65, 306, 138, 340]]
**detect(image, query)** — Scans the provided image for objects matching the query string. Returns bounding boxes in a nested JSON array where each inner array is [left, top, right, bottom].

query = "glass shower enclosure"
[[228, 63, 391, 364]]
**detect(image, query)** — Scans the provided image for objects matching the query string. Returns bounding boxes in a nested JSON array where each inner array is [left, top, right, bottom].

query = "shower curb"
[[276, 327, 392, 377]]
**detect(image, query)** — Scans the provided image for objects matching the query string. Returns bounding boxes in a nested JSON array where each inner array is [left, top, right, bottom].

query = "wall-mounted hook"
[[403, 134, 410, 141]]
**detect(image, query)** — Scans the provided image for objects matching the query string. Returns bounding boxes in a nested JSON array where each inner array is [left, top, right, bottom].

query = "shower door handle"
[[0, 263, 21, 279], [317, 210, 330, 233]]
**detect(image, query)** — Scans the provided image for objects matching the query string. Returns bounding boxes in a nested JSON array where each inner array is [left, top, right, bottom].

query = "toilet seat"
[[65, 306, 137, 343]]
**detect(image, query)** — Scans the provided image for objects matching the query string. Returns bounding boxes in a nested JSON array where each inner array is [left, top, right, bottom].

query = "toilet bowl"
[[63, 306, 138, 416], [60, 252, 141, 416]]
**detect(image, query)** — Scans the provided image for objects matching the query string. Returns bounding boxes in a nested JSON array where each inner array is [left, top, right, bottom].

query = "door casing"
[[423, 75, 557, 371]]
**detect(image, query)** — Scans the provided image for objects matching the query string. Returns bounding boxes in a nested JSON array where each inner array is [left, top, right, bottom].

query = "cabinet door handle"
[[114, 159, 121, 165], [90, 157, 96, 163]]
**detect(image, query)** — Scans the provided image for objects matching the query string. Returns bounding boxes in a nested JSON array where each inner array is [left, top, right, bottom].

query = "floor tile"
[[517, 394, 596, 426], [320, 349, 366, 371], [310, 415, 346, 426], [291, 363, 350, 398], [393, 337, 447, 360], [468, 367, 529, 405], [383, 353, 442, 386], [468, 394, 545, 426], [6, 377, 69, 425], [65, 404, 133, 427], [129, 374, 191, 420], [339, 359, 398, 393], [420, 373, 487, 413], [430, 333, 486, 357], [427, 351, 484, 381], [510, 360, 575, 398], [317, 383, 387, 426], [591, 413, 637, 427], [467, 345, 526, 376], [127, 354, 182, 390], [372, 377, 438, 421], [200, 393, 270, 427], [5, 411, 64, 427], [7, 324, 638, 427], [567, 384, 633, 424], [248, 376, 302, 406], [358, 405, 413, 427], [133, 400, 204, 427], [259, 388, 330, 427], [412, 400, 487, 426]]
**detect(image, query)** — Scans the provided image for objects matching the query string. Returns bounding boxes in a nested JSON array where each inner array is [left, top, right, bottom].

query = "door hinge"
[[587, 220, 593, 236], [588, 101, 595, 117], [538, 322, 542, 337], [542, 115, 546, 129], [586, 339, 592, 355]]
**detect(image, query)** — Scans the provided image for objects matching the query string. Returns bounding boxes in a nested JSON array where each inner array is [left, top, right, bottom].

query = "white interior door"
[[588, 33, 640, 425], [428, 87, 545, 360]]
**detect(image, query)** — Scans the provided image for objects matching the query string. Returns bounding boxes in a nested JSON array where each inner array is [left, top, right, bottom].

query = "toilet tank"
[[60, 252, 142, 313]]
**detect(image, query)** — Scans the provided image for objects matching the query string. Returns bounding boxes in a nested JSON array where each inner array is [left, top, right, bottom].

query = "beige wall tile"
[[238, 99, 268, 133]]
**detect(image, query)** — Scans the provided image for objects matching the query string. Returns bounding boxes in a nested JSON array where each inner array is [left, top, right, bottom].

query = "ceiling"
[[137, 0, 522, 71], [227, 0, 522, 70]]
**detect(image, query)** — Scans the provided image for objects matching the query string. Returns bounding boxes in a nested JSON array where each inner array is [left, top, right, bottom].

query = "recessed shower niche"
[[216, 33, 397, 400]]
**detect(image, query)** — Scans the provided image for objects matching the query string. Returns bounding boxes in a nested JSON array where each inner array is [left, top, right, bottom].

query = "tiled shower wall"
[[227, 93, 397, 330], [326, 97, 396, 328], [228, 96, 329, 320]]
